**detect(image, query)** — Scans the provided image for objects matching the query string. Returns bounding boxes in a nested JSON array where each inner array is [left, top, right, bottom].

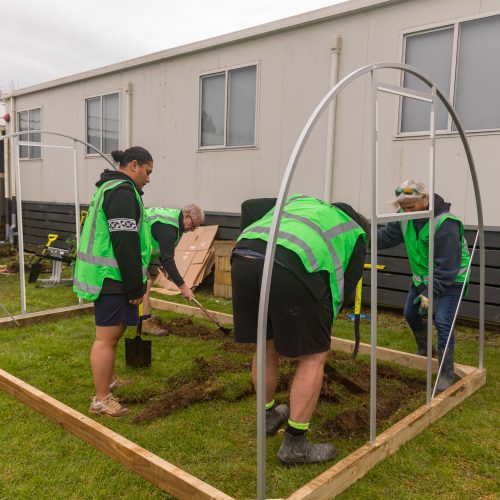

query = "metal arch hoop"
[[255, 62, 485, 499], [0, 130, 116, 168], [0, 130, 116, 314]]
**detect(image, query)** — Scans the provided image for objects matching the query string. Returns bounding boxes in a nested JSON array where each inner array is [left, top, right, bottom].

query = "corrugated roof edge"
[[11, 0, 400, 97]]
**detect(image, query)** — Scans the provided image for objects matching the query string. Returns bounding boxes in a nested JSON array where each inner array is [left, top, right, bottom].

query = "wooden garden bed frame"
[[0, 300, 486, 499]]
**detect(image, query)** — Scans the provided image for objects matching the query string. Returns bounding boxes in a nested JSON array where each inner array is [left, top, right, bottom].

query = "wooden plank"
[[470, 249, 500, 267], [286, 368, 486, 500], [22, 210, 81, 223], [469, 266, 500, 284], [22, 201, 87, 215], [330, 338, 475, 378], [23, 219, 77, 233], [360, 286, 500, 324], [465, 228, 500, 248], [0, 303, 93, 329], [150, 298, 233, 325], [362, 273, 500, 304], [204, 212, 240, 228], [0, 369, 233, 500], [23, 226, 74, 240], [214, 227, 240, 241]]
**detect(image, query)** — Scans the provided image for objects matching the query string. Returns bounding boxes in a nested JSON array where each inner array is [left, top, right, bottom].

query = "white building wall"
[[8, 0, 500, 226]]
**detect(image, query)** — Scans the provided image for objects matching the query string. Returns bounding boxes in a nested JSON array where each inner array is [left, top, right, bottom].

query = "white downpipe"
[[323, 35, 342, 202], [7, 96, 15, 198], [125, 82, 133, 148]]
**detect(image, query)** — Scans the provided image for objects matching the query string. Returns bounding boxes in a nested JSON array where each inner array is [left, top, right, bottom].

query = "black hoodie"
[[96, 169, 145, 300], [377, 193, 463, 298]]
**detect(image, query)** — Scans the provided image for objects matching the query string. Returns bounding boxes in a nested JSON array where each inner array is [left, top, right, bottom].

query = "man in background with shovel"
[[74, 146, 154, 418], [231, 194, 368, 465], [141, 204, 205, 335]]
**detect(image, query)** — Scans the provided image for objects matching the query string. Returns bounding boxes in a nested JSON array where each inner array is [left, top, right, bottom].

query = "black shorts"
[[94, 293, 138, 327], [231, 254, 333, 357]]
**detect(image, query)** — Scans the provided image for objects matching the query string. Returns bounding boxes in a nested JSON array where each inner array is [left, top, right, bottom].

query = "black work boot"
[[412, 329, 437, 357], [277, 431, 336, 465], [435, 349, 455, 393], [266, 404, 289, 436]]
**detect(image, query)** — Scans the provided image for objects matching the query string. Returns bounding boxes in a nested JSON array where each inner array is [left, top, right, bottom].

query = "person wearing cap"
[[141, 204, 205, 335], [231, 194, 368, 465], [377, 180, 470, 392]]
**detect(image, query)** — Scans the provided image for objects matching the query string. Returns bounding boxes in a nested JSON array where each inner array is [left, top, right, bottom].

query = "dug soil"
[[132, 317, 426, 439]]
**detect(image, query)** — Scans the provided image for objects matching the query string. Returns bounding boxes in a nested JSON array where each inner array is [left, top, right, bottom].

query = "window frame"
[[85, 91, 120, 156], [17, 107, 42, 160], [198, 62, 259, 150], [398, 10, 500, 137]]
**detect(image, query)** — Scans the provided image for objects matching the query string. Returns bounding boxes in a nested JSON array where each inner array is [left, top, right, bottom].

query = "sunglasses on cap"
[[395, 187, 420, 196]]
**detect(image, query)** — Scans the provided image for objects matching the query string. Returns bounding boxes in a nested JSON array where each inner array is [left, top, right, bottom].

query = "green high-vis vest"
[[238, 194, 366, 318], [146, 207, 181, 257], [400, 213, 470, 288], [73, 179, 151, 300]]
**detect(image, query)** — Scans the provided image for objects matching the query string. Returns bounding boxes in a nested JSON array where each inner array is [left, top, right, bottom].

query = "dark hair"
[[111, 146, 153, 167]]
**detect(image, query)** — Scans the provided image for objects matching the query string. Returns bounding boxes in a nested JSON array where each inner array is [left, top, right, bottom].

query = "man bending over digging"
[[231, 194, 368, 465], [141, 204, 205, 335]]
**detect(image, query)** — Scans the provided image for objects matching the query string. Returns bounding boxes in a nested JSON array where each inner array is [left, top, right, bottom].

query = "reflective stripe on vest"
[[239, 196, 365, 316], [73, 179, 150, 298], [401, 212, 469, 287], [146, 208, 181, 256]]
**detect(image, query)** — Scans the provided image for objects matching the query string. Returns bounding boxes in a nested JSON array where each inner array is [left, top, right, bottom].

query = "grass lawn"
[[0, 269, 498, 498]]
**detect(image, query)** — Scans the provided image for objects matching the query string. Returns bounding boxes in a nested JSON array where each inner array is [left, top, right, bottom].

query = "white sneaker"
[[89, 393, 130, 417]]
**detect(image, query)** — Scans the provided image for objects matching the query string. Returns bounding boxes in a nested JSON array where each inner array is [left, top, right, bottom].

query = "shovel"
[[192, 295, 232, 336], [28, 233, 59, 283], [125, 303, 152, 368]]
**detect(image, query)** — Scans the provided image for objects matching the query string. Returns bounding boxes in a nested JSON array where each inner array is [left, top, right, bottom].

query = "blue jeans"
[[403, 286, 460, 352]]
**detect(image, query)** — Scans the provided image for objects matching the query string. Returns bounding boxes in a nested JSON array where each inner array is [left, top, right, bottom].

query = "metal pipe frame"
[[0, 130, 115, 314], [255, 62, 485, 500]]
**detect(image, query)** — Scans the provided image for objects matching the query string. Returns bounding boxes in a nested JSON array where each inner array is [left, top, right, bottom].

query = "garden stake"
[[192, 295, 232, 335]]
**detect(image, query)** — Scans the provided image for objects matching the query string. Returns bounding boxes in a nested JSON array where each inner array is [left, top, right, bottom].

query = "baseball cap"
[[391, 179, 428, 204]]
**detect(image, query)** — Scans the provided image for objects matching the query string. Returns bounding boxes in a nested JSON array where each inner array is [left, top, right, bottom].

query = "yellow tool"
[[28, 234, 59, 283], [351, 263, 386, 358], [79, 210, 88, 228]]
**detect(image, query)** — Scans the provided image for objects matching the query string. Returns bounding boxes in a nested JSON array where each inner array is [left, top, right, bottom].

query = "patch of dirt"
[[133, 356, 252, 424], [133, 318, 427, 437]]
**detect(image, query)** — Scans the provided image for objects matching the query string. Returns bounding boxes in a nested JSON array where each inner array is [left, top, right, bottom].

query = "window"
[[18, 108, 41, 159], [86, 93, 119, 154], [200, 65, 257, 148], [401, 14, 500, 133]]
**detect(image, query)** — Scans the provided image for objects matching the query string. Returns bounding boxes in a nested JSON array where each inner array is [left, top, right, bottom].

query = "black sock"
[[286, 425, 306, 436]]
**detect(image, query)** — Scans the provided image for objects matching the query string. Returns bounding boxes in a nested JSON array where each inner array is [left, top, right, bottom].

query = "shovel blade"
[[28, 261, 43, 283], [125, 336, 152, 368]]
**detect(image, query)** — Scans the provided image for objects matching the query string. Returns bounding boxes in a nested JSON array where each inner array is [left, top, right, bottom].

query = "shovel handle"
[[192, 296, 224, 329], [47, 234, 59, 247]]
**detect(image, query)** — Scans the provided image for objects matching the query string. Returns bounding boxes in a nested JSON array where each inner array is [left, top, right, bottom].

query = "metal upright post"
[[73, 140, 82, 303], [426, 86, 437, 404], [369, 69, 379, 443], [14, 138, 27, 315]]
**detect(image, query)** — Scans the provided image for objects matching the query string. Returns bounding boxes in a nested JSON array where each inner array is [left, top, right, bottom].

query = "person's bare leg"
[[252, 339, 280, 403], [289, 351, 329, 423], [90, 324, 126, 400], [276, 350, 335, 465]]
